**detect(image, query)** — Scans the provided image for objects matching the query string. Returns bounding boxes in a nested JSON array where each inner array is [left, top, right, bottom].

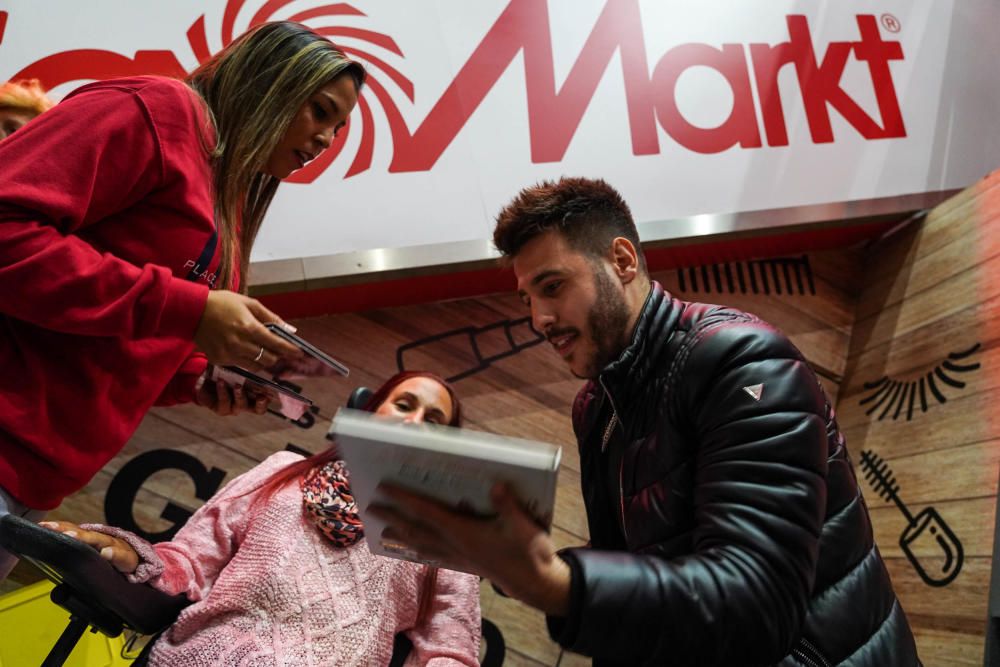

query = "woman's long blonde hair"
[[187, 22, 366, 291]]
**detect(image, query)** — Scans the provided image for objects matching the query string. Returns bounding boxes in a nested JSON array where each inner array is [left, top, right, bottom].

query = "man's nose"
[[532, 304, 555, 335]]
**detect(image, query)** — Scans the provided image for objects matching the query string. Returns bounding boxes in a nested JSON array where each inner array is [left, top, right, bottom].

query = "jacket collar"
[[598, 281, 677, 411]]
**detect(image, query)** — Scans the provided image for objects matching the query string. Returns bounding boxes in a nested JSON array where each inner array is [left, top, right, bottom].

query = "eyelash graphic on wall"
[[675, 255, 815, 296], [859, 449, 963, 587], [396, 317, 545, 382], [858, 343, 981, 421]]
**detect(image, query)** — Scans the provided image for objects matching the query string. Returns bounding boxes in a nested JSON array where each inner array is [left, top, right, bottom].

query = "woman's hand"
[[194, 291, 304, 370], [194, 370, 270, 416], [38, 521, 140, 574]]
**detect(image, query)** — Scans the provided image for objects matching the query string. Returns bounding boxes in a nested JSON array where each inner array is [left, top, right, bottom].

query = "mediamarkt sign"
[[0, 1, 992, 265]]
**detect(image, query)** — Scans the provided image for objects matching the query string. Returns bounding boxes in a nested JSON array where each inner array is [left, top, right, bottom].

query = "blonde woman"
[[43, 371, 482, 667], [0, 22, 366, 580], [0, 78, 55, 139]]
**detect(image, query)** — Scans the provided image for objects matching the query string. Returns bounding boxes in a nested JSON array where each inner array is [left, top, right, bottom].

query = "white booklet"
[[329, 408, 562, 572]]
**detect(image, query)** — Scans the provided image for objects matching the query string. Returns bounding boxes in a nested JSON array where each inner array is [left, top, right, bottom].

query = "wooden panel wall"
[[7, 247, 864, 664], [837, 170, 1000, 665]]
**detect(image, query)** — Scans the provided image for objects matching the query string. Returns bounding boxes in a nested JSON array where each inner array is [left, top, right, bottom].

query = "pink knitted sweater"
[[92, 452, 481, 666]]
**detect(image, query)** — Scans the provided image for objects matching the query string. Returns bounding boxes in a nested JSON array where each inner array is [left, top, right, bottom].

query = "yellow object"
[[0, 580, 133, 666]]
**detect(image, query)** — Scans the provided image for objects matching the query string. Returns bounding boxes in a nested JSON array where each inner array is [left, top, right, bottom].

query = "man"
[[373, 177, 919, 665]]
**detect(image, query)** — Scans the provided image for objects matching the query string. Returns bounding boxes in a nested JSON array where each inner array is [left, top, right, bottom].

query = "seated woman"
[[42, 371, 481, 666]]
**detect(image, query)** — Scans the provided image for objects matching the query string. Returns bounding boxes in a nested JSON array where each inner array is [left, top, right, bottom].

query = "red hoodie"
[[0, 76, 223, 510]]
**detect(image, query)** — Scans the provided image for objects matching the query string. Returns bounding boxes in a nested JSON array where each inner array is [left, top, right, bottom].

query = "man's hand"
[[369, 483, 572, 616], [194, 370, 269, 416]]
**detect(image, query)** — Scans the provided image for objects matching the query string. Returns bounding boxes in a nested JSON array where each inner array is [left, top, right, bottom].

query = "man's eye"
[[543, 281, 561, 296], [394, 401, 412, 411]]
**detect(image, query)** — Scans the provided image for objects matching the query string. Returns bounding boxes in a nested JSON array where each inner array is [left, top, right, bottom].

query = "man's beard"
[[574, 268, 632, 379]]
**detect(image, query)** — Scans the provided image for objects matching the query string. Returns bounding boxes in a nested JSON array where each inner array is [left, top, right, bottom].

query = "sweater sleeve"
[[549, 321, 828, 666], [404, 569, 482, 667], [87, 452, 303, 602], [0, 83, 208, 340]]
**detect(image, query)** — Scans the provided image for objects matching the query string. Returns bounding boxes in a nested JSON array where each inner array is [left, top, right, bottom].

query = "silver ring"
[[254, 346, 265, 362]]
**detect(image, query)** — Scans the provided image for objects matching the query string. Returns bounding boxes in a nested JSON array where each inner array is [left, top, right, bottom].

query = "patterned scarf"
[[301, 460, 364, 548]]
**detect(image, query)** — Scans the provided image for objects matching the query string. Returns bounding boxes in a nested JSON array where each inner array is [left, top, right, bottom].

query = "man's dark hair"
[[493, 177, 646, 273]]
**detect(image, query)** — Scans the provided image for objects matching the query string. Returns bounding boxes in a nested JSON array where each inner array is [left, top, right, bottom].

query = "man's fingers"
[[490, 482, 520, 515], [380, 527, 451, 561], [376, 485, 467, 528], [369, 503, 446, 545]]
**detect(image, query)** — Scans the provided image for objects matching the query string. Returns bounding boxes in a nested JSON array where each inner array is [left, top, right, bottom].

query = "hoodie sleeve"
[[154, 353, 210, 406], [0, 83, 208, 340]]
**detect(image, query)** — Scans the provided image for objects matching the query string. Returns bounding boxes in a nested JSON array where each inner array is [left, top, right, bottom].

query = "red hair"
[[253, 370, 462, 624]]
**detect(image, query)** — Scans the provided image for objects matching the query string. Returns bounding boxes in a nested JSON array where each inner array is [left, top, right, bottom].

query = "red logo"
[[8, 0, 906, 180]]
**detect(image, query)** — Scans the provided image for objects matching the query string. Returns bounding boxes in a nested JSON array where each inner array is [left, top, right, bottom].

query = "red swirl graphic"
[[187, 0, 412, 182], [10, 0, 412, 183]]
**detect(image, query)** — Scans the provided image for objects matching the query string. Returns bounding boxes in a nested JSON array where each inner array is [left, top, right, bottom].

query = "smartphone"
[[209, 365, 313, 420], [265, 323, 350, 378]]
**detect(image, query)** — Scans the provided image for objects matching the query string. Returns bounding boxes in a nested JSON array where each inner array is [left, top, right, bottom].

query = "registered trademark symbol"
[[881, 13, 901, 32]]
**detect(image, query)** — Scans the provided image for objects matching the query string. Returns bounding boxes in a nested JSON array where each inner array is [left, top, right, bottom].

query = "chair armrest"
[[0, 514, 189, 634]]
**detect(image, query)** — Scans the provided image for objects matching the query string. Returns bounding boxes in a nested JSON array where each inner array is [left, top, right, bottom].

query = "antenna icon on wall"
[[860, 449, 963, 587]]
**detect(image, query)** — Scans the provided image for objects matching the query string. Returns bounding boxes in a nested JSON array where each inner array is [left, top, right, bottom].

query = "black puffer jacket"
[[547, 283, 918, 666]]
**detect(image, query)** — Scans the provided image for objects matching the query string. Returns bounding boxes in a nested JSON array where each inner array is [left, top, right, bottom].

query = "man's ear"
[[610, 237, 640, 285]]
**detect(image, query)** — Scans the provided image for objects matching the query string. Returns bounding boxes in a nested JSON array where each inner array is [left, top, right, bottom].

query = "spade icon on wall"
[[860, 449, 963, 587]]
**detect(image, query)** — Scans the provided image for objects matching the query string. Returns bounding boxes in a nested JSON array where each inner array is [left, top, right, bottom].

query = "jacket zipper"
[[598, 377, 628, 544], [792, 638, 832, 667]]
